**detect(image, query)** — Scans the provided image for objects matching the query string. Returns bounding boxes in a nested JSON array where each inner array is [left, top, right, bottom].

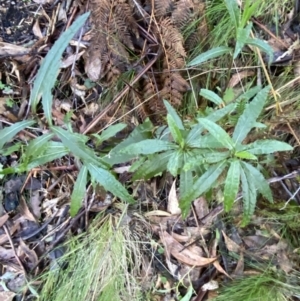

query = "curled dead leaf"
[[160, 231, 216, 266]]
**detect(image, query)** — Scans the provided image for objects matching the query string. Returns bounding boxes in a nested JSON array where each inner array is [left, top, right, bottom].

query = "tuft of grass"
[[213, 271, 300, 301], [39, 209, 148, 301]]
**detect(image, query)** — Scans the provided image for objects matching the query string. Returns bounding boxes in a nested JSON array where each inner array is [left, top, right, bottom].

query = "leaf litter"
[[0, 0, 300, 300]]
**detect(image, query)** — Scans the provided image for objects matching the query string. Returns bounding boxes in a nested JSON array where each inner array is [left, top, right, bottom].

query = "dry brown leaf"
[[0, 222, 19, 245], [211, 238, 231, 279], [0, 214, 9, 227], [0, 43, 30, 63], [32, 19, 43, 39], [19, 196, 37, 222], [30, 190, 41, 219], [18, 240, 38, 270], [160, 231, 217, 266], [222, 230, 241, 253], [0, 246, 15, 261], [61, 51, 85, 68], [167, 180, 181, 215], [0, 291, 16, 301], [193, 197, 209, 220], [233, 252, 244, 277], [228, 70, 255, 88]]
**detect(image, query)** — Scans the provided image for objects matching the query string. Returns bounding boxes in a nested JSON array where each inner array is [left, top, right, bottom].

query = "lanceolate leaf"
[[24, 141, 69, 170], [186, 103, 236, 145], [0, 120, 34, 149], [167, 150, 183, 176], [242, 139, 293, 155], [87, 163, 134, 203], [180, 169, 193, 197], [198, 118, 234, 150], [187, 46, 231, 67], [241, 161, 273, 202], [25, 132, 54, 158], [234, 23, 252, 59], [30, 12, 90, 122], [121, 139, 175, 155], [51, 126, 108, 168], [133, 151, 173, 181], [233, 86, 270, 143], [70, 166, 87, 217], [200, 89, 224, 106], [167, 114, 184, 146], [235, 150, 257, 160], [180, 161, 226, 217], [92, 123, 127, 145], [224, 0, 240, 29], [240, 166, 257, 226], [224, 160, 240, 212], [246, 38, 274, 64], [163, 100, 184, 130]]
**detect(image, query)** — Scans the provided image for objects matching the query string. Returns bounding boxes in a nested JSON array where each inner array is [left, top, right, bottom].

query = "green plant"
[[0, 12, 134, 216], [118, 87, 292, 225]]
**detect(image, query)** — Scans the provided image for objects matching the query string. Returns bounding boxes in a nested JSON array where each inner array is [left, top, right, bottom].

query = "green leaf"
[[87, 163, 134, 203], [179, 169, 193, 197], [167, 114, 184, 146], [234, 23, 252, 59], [186, 103, 235, 145], [188, 134, 226, 149], [198, 118, 234, 150], [200, 89, 224, 106], [180, 161, 226, 217], [240, 0, 260, 28], [187, 46, 231, 67], [51, 126, 108, 168], [70, 166, 87, 217], [133, 151, 172, 180], [25, 133, 54, 158], [26, 141, 69, 170], [106, 119, 154, 165], [246, 37, 274, 64], [30, 12, 90, 124], [121, 139, 175, 155], [240, 166, 257, 226], [233, 86, 270, 143], [224, 160, 240, 212], [224, 0, 240, 29], [163, 100, 184, 130], [92, 123, 127, 145], [236, 86, 261, 102], [0, 120, 34, 150], [242, 139, 293, 155], [235, 150, 257, 160], [241, 161, 273, 202], [167, 150, 183, 176]]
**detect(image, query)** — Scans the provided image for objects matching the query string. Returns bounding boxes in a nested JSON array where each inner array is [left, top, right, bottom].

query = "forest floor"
[[1, 0, 300, 300]]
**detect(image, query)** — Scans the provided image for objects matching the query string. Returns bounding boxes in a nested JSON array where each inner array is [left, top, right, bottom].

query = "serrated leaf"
[[163, 100, 184, 130], [241, 161, 273, 202], [0, 120, 34, 149], [87, 163, 134, 203], [180, 169, 193, 197], [234, 23, 252, 59], [167, 114, 184, 146], [224, 0, 240, 29], [92, 123, 127, 145], [198, 118, 234, 150], [121, 139, 175, 155], [167, 150, 183, 176], [242, 139, 293, 155], [246, 37, 274, 64], [233, 86, 270, 143], [240, 166, 257, 226], [200, 89, 224, 106], [106, 120, 154, 165], [25, 132, 54, 158], [70, 166, 87, 216], [30, 12, 90, 124], [26, 141, 69, 170], [235, 150, 257, 160], [186, 103, 235, 145], [224, 160, 240, 212], [236, 86, 262, 102], [51, 126, 108, 168], [133, 151, 172, 181], [187, 46, 231, 67], [180, 161, 226, 217]]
